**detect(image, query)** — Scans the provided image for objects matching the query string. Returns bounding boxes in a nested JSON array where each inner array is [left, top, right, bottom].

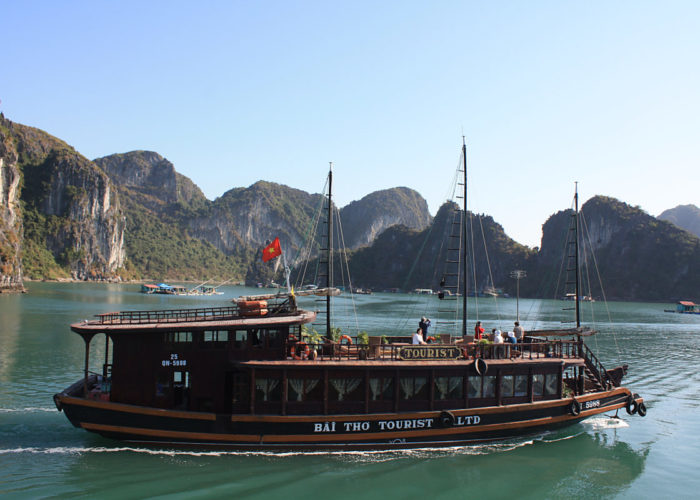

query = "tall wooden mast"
[[326, 163, 333, 337], [574, 182, 581, 328], [461, 138, 468, 336]]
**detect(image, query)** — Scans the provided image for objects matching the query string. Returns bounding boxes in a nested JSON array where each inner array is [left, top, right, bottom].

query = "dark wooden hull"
[[55, 387, 639, 450]]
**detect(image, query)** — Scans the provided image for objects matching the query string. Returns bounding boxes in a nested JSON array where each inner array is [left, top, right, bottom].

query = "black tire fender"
[[439, 410, 455, 428], [474, 358, 488, 376], [570, 399, 581, 416], [626, 395, 638, 415], [637, 401, 647, 417]]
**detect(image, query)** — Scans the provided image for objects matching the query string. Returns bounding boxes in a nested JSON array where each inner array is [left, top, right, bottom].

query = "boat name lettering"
[[398, 346, 463, 360], [377, 418, 434, 430], [161, 354, 187, 367], [313, 422, 337, 432], [312, 418, 438, 433], [584, 400, 600, 409], [454, 415, 481, 426]]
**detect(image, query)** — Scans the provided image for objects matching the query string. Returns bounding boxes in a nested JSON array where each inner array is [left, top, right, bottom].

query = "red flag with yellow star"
[[262, 237, 282, 262]]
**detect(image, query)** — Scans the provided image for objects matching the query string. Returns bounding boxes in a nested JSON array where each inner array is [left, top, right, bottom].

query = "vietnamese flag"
[[262, 237, 282, 262]]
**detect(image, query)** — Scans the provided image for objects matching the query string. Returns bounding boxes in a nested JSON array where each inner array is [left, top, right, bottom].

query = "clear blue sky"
[[3, 1, 698, 247]]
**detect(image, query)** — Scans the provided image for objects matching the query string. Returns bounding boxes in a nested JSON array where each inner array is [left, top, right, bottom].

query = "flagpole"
[[282, 248, 291, 293]]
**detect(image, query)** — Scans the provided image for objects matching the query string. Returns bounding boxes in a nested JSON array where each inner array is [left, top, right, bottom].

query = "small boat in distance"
[[562, 293, 595, 302], [140, 283, 187, 295], [54, 142, 646, 450], [664, 301, 700, 314], [141, 282, 226, 296]]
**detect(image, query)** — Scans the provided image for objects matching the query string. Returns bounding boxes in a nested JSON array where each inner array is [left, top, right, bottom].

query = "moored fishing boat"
[[664, 300, 700, 314], [54, 143, 646, 450]]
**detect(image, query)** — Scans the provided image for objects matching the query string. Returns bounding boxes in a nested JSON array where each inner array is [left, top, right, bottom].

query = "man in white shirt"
[[513, 321, 525, 342], [412, 328, 427, 345]]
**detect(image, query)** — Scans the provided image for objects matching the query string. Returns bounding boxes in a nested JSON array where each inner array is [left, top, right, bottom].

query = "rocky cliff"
[[348, 202, 533, 291], [94, 151, 207, 211], [530, 196, 700, 301], [188, 181, 324, 259], [2, 115, 126, 280], [658, 204, 700, 239], [0, 116, 24, 291], [339, 187, 432, 249]]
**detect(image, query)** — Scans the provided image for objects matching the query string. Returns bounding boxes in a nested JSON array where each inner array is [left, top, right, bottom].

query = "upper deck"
[[71, 303, 316, 334]]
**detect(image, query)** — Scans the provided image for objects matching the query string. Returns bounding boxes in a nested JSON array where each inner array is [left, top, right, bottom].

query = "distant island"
[[1, 114, 698, 302]]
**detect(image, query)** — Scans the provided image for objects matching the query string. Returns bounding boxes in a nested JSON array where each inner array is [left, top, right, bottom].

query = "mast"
[[461, 137, 468, 336], [574, 182, 581, 328], [326, 162, 333, 337]]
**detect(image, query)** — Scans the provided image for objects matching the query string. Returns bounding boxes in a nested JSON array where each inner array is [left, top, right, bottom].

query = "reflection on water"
[[0, 283, 699, 498]]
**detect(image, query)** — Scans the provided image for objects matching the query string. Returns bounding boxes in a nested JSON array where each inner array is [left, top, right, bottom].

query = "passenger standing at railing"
[[474, 321, 484, 340], [513, 321, 525, 342], [419, 316, 431, 339]]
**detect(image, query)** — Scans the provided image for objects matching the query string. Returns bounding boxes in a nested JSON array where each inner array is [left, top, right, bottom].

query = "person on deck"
[[412, 328, 427, 345], [513, 321, 525, 342], [493, 329, 503, 343], [474, 321, 485, 340], [506, 331, 517, 344], [419, 316, 431, 339]]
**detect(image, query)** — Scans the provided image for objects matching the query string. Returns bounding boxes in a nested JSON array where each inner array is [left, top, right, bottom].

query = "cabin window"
[[501, 375, 514, 397], [435, 376, 463, 400], [468, 375, 496, 398], [255, 377, 282, 402], [533, 374, 545, 396], [369, 377, 394, 401], [267, 329, 283, 349], [468, 376, 482, 398], [166, 331, 192, 343], [399, 377, 428, 400], [287, 378, 322, 402], [233, 330, 248, 348], [483, 376, 496, 397], [204, 330, 229, 343], [330, 378, 363, 401], [250, 329, 262, 348], [173, 371, 190, 388], [545, 374, 558, 396], [173, 371, 191, 409], [500, 375, 528, 398]]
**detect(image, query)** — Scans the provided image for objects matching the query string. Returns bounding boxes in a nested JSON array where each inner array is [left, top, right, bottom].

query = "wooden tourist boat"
[[54, 143, 646, 450]]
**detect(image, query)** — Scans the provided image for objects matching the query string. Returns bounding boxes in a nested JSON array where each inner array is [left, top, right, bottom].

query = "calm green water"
[[1, 282, 700, 499]]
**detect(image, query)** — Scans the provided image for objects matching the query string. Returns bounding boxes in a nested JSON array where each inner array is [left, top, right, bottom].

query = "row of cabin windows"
[[250, 373, 559, 403], [164, 327, 299, 348]]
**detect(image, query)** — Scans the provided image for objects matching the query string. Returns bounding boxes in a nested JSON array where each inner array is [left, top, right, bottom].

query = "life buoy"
[[426, 336, 436, 343], [338, 335, 353, 345], [439, 410, 455, 427], [570, 399, 581, 416], [288, 334, 298, 342], [240, 308, 268, 317], [237, 300, 268, 309], [637, 401, 647, 417], [474, 358, 488, 376], [625, 395, 638, 415], [292, 342, 310, 360]]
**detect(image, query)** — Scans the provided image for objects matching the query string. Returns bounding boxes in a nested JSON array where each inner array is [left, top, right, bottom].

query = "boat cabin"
[[72, 297, 607, 419], [676, 301, 700, 314]]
